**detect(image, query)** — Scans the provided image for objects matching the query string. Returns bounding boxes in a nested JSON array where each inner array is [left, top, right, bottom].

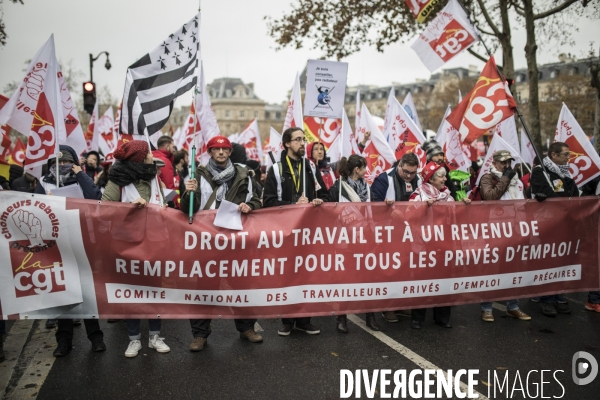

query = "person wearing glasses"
[[263, 127, 328, 336], [478, 150, 531, 323], [530, 141, 579, 317], [370, 152, 421, 324]]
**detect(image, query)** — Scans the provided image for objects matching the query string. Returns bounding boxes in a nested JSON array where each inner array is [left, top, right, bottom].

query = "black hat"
[[422, 139, 444, 161]]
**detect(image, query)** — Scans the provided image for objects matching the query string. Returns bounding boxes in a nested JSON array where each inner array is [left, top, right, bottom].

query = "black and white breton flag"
[[121, 13, 200, 136]]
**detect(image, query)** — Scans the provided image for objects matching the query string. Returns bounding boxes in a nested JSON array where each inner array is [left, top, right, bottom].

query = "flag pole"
[[338, 114, 343, 202], [456, 0, 545, 170], [189, 0, 201, 224]]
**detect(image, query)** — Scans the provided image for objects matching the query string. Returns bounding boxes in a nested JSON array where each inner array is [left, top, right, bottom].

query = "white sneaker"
[[148, 334, 170, 353], [125, 340, 142, 358]]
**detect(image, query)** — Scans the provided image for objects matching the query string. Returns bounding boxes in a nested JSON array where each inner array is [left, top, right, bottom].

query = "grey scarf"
[[48, 163, 74, 186], [206, 158, 236, 202], [345, 176, 369, 202], [543, 157, 571, 179]]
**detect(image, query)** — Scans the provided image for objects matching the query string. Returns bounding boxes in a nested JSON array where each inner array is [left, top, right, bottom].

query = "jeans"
[[411, 307, 451, 324], [126, 319, 161, 340], [481, 299, 519, 312], [190, 319, 256, 338], [588, 291, 600, 304], [540, 294, 567, 304]]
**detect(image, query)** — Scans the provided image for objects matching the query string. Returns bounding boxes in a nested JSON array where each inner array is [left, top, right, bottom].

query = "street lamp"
[[89, 51, 111, 82]]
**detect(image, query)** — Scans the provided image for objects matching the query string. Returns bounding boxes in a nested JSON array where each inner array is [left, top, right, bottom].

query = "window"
[[538, 72, 543, 79], [225, 110, 230, 118], [240, 110, 245, 118], [569, 67, 578, 76], [550, 70, 558, 79], [254, 111, 259, 119], [516, 74, 524, 83], [275, 111, 281, 119], [265, 111, 270, 119]]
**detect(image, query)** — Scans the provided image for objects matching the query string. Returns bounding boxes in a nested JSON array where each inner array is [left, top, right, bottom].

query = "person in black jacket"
[[263, 127, 327, 336], [82, 151, 102, 182], [35, 145, 105, 357], [11, 171, 37, 193], [530, 141, 579, 317]]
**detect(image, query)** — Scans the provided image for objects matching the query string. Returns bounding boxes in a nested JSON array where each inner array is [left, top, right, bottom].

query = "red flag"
[[0, 134, 11, 163], [10, 139, 26, 166], [446, 56, 517, 144]]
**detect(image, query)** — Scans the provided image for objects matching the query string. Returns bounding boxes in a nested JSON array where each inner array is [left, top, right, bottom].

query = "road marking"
[[0, 320, 34, 395], [254, 322, 264, 332], [1, 320, 57, 400], [492, 302, 507, 312], [347, 314, 490, 400]]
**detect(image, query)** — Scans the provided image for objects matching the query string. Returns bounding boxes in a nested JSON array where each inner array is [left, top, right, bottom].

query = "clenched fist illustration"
[[24, 65, 46, 101], [12, 210, 44, 246]]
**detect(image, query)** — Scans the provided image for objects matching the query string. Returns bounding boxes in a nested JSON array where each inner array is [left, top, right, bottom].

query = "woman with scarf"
[[408, 161, 471, 329], [530, 141, 579, 317], [307, 141, 336, 190], [327, 154, 381, 333], [35, 145, 106, 357], [101, 140, 171, 357]]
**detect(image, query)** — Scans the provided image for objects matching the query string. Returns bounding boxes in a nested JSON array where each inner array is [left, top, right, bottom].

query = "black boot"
[[366, 313, 381, 331], [337, 315, 348, 333], [53, 341, 72, 357]]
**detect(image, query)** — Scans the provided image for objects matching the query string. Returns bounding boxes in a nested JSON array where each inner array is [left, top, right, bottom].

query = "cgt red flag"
[[446, 56, 517, 144], [10, 139, 26, 166]]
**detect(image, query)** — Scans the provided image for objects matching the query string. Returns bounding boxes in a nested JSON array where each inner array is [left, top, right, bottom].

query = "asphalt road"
[[1, 292, 599, 400]]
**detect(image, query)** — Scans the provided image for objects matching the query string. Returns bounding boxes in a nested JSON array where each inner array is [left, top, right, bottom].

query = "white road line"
[[564, 296, 584, 305], [0, 320, 34, 394], [492, 302, 507, 312], [254, 322, 264, 332], [346, 314, 490, 400]]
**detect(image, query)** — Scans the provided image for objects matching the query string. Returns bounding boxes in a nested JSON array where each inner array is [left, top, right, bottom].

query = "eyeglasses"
[[557, 152, 570, 157], [401, 169, 417, 176], [291, 137, 308, 143]]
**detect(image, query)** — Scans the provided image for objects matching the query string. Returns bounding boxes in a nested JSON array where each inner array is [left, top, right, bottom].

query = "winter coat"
[[34, 145, 102, 200], [152, 149, 176, 190], [263, 152, 328, 207], [180, 163, 261, 213], [101, 179, 156, 203], [479, 174, 508, 201], [370, 164, 420, 202], [529, 161, 579, 199]]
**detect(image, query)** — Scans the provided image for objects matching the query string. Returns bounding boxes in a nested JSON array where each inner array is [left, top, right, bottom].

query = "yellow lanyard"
[[286, 156, 302, 193]]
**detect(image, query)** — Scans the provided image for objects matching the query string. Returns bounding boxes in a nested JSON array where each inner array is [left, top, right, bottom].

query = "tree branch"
[[476, 0, 502, 37], [534, 0, 579, 20], [509, 0, 526, 16], [468, 47, 489, 63]]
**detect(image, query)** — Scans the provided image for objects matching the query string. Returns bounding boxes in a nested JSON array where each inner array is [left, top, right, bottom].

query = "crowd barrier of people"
[[0, 127, 599, 361]]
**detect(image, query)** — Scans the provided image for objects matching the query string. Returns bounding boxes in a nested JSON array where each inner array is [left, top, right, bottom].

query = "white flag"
[[84, 101, 99, 153], [493, 116, 520, 158], [401, 92, 423, 132], [355, 89, 362, 145], [237, 119, 262, 162], [172, 127, 183, 149], [476, 134, 520, 186], [197, 61, 220, 165], [411, 0, 478, 72], [436, 106, 470, 173], [384, 96, 427, 169], [282, 72, 303, 133], [382, 87, 396, 138], [520, 129, 536, 166], [554, 103, 600, 187], [96, 106, 116, 156], [265, 127, 283, 167], [57, 69, 87, 158], [0, 35, 62, 177], [358, 103, 396, 184]]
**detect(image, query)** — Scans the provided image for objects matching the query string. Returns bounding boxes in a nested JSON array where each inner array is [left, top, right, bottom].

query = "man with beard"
[[181, 135, 263, 352], [263, 127, 328, 336]]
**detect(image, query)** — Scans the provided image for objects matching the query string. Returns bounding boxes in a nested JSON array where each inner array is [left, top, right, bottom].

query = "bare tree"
[[0, 0, 24, 46]]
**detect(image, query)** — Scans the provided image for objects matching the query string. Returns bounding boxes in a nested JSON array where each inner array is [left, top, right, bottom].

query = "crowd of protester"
[[0, 128, 599, 362]]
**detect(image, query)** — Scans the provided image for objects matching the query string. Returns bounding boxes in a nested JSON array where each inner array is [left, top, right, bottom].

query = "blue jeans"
[[126, 319, 161, 340], [540, 294, 567, 304], [481, 299, 519, 312], [588, 291, 600, 304]]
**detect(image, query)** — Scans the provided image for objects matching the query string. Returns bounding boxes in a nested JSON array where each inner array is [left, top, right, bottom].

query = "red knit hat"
[[421, 161, 444, 183], [206, 136, 232, 152], [114, 140, 149, 164]]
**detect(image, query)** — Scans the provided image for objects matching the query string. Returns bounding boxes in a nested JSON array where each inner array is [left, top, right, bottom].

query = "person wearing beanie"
[[408, 161, 471, 330], [229, 142, 249, 165], [181, 135, 263, 351], [101, 140, 171, 358], [422, 139, 444, 165], [34, 145, 106, 357]]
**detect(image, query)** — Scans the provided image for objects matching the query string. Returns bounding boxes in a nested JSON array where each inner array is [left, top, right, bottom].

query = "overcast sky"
[[1, 0, 599, 108]]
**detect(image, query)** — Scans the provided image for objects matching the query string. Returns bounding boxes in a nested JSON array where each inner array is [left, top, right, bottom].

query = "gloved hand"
[[535, 193, 547, 202], [502, 167, 517, 181]]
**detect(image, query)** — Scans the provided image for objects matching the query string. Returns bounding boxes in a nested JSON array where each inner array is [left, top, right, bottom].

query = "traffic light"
[[83, 81, 96, 115]]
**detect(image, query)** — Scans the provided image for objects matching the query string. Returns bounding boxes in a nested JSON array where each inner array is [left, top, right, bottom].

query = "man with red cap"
[[181, 135, 262, 352]]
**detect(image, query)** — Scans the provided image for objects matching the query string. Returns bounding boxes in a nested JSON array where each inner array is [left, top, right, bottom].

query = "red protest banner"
[[0, 191, 598, 319]]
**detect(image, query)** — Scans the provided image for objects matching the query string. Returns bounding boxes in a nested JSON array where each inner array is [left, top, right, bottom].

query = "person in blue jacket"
[[35, 145, 106, 357]]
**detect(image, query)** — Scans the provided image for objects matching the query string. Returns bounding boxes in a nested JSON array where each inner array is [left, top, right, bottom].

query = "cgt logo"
[[572, 351, 598, 386], [1, 203, 65, 298]]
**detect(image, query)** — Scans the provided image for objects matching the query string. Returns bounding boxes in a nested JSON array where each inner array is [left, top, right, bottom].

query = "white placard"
[[304, 60, 348, 119]]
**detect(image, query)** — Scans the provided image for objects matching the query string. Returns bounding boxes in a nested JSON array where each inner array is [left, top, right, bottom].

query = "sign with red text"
[[0, 191, 599, 319]]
